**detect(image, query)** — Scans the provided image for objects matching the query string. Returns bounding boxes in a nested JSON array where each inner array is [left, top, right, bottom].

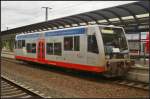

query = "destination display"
[[101, 29, 114, 34]]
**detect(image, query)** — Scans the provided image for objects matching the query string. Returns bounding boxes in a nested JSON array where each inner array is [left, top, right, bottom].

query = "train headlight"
[[105, 55, 110, 59]]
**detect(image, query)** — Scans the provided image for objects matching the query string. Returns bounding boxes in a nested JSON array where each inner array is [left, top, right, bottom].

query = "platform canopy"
[[1, 1, 149, 36]]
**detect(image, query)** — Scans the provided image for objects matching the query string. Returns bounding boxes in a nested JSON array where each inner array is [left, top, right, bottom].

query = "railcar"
[[14, 25, 132, 77]]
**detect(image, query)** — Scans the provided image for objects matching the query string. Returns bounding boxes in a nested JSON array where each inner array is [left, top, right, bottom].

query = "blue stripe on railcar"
[[45, 28, 86, 37], [16, 33, 40, 40]]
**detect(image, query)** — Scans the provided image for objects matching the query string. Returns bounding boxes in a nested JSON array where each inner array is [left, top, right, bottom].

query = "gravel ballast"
[[1, 59, 149, 98]]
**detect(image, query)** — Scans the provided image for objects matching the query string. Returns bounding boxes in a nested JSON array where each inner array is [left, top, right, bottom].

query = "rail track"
[[1, 56, 149, 91], [1, 57, 26, 64], [113, 79, 149, 90], [1, 76, 51, 98]]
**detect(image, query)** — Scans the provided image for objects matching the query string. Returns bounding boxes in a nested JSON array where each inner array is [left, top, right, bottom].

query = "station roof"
[[1, 1, 149, 36]]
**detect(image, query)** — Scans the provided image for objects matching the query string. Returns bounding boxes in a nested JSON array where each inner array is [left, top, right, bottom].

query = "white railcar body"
[[14, 25, 132, 77]]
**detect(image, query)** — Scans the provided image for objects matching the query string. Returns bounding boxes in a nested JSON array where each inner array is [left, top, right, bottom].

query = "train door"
[[146, 32, 149, 53], [37, 39, 45, 60], [86, 27, 105, 66], [87, 34, 100, 66]]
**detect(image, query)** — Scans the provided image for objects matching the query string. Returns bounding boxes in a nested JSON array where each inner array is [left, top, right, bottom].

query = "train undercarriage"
[[103, 59, 134, 77]]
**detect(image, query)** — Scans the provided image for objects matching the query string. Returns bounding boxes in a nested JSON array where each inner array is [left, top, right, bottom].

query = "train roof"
[[43, 24, 123, 33], [15, 24, 123, 40], [16, 25, 123, 36]]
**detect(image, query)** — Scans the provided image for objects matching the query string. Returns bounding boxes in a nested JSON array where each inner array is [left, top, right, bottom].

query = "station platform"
[[1, 49, 14, 59], [126, 64, 149, 83], [1, 49, 149, 83]]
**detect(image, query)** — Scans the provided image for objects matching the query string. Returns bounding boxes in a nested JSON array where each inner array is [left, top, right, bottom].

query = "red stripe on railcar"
[[15, 55, 106, 73]]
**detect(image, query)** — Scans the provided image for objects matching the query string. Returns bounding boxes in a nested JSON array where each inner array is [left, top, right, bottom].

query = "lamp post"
[[42, 7, 52, 21], [6, 27, 9, 30]]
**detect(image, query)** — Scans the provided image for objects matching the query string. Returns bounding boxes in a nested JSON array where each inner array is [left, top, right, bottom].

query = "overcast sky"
[[1, 1, 136, 31]]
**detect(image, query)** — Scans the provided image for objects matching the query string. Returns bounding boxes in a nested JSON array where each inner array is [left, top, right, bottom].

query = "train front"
[[100, 26, 133, 77]]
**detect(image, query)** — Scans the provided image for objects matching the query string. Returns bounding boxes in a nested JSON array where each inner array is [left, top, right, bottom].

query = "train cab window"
[[26, 43, 32, 53], [88, 35, 99, 54], [22, 40, 25, 47], [54, 43, 62, 56], [74, 36, 80, 51], [64, 37, 73, 51], [32, 43, 36, 53], [47, 43, 53, 55]]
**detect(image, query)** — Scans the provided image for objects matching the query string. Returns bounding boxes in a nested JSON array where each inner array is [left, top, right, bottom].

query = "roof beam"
[[117, 6, 140, 26], [135, 2, 149, 12], [117, 6, 141, 32], [66, 17, 81, 26], [73, 16, 89, 25], [47, 22, 59, 28], [57, 19, 72, 26], [37, 24, 51, 30], [82, 14, 99, 24], [90, 12, 112, 25], [103, 9, 125, 26], [52, 20, 66, 27]]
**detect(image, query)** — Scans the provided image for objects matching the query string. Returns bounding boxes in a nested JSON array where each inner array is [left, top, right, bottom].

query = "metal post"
[[46, 8, 48, 21], [6, 27, 9, 30], [139, 32, 141, 59], [143, 43, 146, 65], [42, 7, 52, 21]]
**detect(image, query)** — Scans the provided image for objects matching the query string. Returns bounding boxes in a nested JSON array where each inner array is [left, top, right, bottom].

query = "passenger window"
[[47, 43, 53, 55], [26, 43, 32, 53], [22, 40, 25, 47], [54, 43, 62, 56], [17, 40, 19, 48], [74, 36, 80, 51], [64, 37, 73, 51], [88, 35, 99, 53], [32, 43, 36, 53], [18, 40, 22, 48]]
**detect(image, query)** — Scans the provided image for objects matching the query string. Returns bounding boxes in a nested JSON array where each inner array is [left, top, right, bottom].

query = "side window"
[[26, 43, 31, 53], [54, 43, 62, 56], [32, 43, 36, 53], [18, 40, 22, 48], [64, 37, 73, 51], [17, 40, 19, 48], [22, 40, 25, 47], [88, 35, 99, 53], [47, 43, 53, 55], [74, 36, 80, 51]]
